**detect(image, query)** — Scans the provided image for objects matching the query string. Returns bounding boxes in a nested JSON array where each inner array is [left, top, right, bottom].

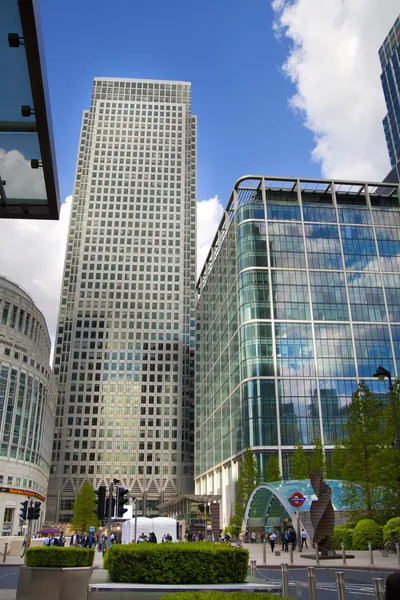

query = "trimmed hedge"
[[162, 593, 290, 600], [331, 525, 354, 550], [106, 543, 249, 584], [383, 517, 400, 542], [26, 547, 95, 568], [352, 519, 383, 551]]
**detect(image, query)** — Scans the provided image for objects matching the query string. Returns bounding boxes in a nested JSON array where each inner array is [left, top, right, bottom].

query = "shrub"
[[352, 519, 383, 550], [26, 547, 94, 568], [383, 517, 400, 541], [163, 593, 290, 600], [106, 543, 249, 584], [331, 525, 354, 550]]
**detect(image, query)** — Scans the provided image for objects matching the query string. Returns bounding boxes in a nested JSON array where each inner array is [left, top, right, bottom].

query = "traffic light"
[[116, 486, 129, 518], [32, 501, 41, 520], [105, 496, 115, 519], [20, 501, 28, 522], [94, 485, 106, 520]]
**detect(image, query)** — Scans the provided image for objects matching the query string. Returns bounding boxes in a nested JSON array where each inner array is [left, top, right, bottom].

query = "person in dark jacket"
[[70, 531, 80, 546], [385, 572, 400, 600]]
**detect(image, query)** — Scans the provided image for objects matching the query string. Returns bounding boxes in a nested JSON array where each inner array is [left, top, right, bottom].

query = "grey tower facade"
[[47, 78, 196, 522]]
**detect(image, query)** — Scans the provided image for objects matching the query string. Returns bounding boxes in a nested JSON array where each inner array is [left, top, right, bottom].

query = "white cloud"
[[0, 149, 46, 199], [0, 196, 72, 350], [272, 0, 398, 180], [197, 196, 225, 276]]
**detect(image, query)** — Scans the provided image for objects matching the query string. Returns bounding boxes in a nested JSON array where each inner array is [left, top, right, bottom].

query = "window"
[[2, 508, 14, 536]]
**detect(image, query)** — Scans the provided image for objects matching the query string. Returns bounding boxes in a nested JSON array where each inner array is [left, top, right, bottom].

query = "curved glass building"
[[195, 175, 400, 528], [0, 276, 56, 535], [244, 480, 347, 535]]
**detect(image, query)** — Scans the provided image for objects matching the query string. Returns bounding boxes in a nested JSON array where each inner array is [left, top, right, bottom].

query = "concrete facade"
[[48, 78, 196, 522], [0, 276, 56, 536]]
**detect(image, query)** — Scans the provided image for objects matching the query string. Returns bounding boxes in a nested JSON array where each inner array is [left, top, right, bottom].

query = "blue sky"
[[39, 0, 319, 205], [1, 0, 397, 341]]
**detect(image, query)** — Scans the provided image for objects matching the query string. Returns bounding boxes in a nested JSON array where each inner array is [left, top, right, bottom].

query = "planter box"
[[16, 566, 93, 600], [88, 570, 281, 600]]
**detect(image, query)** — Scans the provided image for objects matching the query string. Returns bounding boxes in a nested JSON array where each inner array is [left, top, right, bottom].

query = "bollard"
[[289, 542, 294, 565], [373, 578, 384, 600], [262, 541, 267, 564], [281, 564, 289, 598], [315, 543, 320, 565], [307, 566, 317, 600], [341, 542, 347, 566], [397, 543, 400, 568], [2, 543, 7, 564], [250, 559, 256, 577], [336, 572, 346, 600], [369, 543, 374, 567]]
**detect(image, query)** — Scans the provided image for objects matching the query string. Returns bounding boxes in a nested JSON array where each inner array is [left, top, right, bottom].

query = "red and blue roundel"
[[289, 492, 305, 507]]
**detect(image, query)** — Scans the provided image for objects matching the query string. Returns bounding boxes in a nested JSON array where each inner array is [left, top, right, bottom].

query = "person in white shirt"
[[269, 530, 277, 552], [301, 529, 308, 549]]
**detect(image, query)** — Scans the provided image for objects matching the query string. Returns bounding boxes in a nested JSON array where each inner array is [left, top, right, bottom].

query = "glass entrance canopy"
[[0, 0, 60, 219]]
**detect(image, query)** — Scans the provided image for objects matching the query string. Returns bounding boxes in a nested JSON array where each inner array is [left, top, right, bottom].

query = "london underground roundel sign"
[[289, 492, 305, 507]]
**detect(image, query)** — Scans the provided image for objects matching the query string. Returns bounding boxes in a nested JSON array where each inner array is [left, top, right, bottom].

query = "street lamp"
[[373, 366, 400, 459]]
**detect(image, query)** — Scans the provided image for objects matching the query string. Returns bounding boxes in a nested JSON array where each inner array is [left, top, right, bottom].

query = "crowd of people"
[[239, 527, 308, 551], [39, 526, 309, 552], [136, 532, 173, 543]]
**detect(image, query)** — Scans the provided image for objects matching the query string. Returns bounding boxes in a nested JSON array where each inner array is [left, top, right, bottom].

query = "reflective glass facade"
[[195, 176, 400, 525], [380, 15, 400, 183]]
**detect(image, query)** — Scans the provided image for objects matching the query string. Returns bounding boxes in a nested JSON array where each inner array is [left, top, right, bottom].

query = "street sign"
[[289, 492, 305, 507]]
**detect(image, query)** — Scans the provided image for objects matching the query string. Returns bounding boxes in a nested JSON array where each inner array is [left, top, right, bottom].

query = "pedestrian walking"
[[58, 532, 66, 547], [21, 535, 29, 557], [289, 527, 297, 550], [269, 530, 276, 552], [301, 529, 308, 549], [251, 531, 256, 544], [283, 530, 289, 553]]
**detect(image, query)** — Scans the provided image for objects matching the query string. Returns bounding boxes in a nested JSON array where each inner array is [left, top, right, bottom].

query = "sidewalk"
[[245, 542, 400, 571]]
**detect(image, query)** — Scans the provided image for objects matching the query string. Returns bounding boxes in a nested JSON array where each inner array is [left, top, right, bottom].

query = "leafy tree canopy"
[[292, 442, 309, 479], [70, 481, 99, 534], [265, 454, 282, 483]]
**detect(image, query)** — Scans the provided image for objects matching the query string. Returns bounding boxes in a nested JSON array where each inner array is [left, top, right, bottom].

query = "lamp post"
[[373, 366, 400, 460]]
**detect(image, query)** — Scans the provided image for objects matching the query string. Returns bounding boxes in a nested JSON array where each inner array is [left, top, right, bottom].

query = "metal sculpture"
[[310, 471, 335, 555]]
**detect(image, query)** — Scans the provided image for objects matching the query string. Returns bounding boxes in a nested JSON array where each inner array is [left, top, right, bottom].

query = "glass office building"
[[195, 175, 400, 526], [380, 14, 400, 183], [47, 78, 196, 522]]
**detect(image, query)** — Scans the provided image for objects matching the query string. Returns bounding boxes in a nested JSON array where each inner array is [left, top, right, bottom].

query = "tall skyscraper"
[[380, 15, 400, 183], [47, 78, 196, 522], [195, 175, 400, 528]]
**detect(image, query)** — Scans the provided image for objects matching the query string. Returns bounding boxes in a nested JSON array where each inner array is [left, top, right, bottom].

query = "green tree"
[[230, 448, 260, 527], [329, 442, 346, 479], [341, 381, 384, 520], [310, 436, 326, 476], [371, 380, 400, 519], [292, 442, 309, 479], [70, 482, 99, 534], [265, 454, 282, 482]]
